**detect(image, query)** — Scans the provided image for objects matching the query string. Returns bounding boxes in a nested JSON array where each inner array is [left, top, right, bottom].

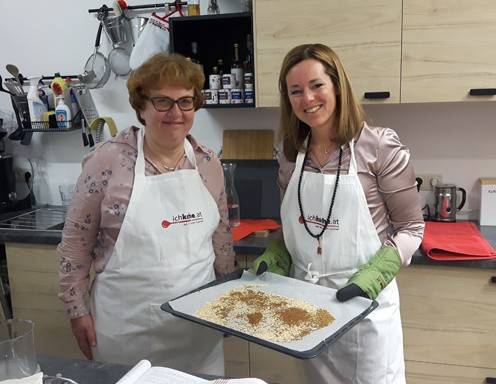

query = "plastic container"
[[0, 319, 38, 380], [55, 96, 72, 129], [26, 78, 47, 123], [50, 74, 66, 107]]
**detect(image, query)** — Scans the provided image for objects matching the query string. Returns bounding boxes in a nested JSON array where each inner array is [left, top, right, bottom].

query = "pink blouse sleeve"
[[57, 149, 111, 318], [374, 128, 424, 263], [277, 151, 296, 202]]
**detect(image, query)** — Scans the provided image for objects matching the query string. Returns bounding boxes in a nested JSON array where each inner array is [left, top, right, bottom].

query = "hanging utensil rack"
[[88, 2, 187, 13]]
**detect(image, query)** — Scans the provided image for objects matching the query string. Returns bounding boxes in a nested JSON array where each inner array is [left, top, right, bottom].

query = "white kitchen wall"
[[1, 1, 495, 220]]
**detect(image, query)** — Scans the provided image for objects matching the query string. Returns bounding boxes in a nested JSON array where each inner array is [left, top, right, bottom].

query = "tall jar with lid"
[[222, 162, 240, 227]]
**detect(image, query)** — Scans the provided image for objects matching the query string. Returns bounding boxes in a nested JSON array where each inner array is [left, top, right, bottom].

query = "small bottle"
[[190, 41, 204, 73], [217, 58, 225, 76], [209, 66, 221, 90], [244, 34, 254, 75], [243, 34, 254, 94], [222, 162, 240, 227], [50, 73, 66, 107], [55, 96, 72, 129], [230, 43, 244, 89]]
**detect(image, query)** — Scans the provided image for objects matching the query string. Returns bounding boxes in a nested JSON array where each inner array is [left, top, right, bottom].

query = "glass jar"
[[241, 0, 252, 12], [207, 0, 220, 14], [222, 162, 240, 227], [187, 0, 200, 16]]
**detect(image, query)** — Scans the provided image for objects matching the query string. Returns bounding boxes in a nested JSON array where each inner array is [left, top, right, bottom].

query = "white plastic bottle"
[[55, 96, 72, 129], [27, 78, 47, 124]]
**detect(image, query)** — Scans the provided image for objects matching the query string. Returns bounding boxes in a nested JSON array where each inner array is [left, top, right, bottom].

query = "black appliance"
[[0, 132, 31, 215]]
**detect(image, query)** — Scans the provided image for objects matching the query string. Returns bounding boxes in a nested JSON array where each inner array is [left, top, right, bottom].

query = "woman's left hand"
[[336, 246, 402, 302]]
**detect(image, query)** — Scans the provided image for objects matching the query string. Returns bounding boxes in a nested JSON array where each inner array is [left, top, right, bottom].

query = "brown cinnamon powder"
[[247, 312, 263, 325]]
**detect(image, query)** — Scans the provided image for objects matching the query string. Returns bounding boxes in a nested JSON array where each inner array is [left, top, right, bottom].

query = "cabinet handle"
[[364, 91, 390, 99], [469, 88, 496, 96], [491, 276, 496, 284], [485, 378, 496, 384]]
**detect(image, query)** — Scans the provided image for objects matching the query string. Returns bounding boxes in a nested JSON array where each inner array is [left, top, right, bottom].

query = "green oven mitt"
[[251, 239, 292, 276], [336, 246, 402, 302]]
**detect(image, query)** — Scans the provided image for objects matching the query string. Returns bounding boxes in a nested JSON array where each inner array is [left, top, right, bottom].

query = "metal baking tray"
[[161, 270, 378, 359]]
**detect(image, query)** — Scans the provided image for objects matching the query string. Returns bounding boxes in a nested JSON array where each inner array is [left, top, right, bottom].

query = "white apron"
[[281, 139, 405, 384], [90, 129, 224, 376]]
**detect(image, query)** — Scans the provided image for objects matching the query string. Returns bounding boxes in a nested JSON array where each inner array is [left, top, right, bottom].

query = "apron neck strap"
[[295, 135, 358, 175], [348, 139, 358, 175]]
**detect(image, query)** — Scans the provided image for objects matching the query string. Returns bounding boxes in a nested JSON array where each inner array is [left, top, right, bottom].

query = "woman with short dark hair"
[[58, 53, 234, 375]]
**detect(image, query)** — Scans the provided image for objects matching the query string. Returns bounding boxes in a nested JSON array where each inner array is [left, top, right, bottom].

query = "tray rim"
[[161, 269, 378, 359]]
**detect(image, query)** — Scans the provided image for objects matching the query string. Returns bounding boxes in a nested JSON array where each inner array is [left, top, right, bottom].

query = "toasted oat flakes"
[[195, 284, 335, 342]]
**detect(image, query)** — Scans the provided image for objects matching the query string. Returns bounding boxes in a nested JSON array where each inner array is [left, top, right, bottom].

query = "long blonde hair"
[[278, 44, 364, 161]]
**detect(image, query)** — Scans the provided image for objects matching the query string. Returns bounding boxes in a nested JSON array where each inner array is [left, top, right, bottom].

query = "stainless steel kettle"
[[433, 184, 466, 222]]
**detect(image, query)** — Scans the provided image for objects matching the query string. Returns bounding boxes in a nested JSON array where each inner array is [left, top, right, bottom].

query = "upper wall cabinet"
[[253, 0, 402, 107], [402, 0, 496, 103]]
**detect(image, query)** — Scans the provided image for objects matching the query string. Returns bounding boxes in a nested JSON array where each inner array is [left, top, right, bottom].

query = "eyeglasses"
[[148, 96, 196, 112]]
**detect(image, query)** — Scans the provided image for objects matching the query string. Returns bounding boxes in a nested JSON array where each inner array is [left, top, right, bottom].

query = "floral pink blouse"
[[57, 127, 235, 319]]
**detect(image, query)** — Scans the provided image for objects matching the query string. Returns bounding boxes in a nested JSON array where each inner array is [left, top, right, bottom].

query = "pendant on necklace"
[[317, 238, 322, 255]]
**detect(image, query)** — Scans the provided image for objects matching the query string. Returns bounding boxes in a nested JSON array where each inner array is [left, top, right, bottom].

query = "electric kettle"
[[433, 184, 466, 222]]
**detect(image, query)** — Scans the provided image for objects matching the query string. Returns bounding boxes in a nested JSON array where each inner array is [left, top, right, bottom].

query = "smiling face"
[[285, 59, 338, 134], [139, 85, 195, 150]]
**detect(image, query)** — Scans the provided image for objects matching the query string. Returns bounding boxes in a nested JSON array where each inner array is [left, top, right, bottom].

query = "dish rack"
[[11, 85, 100, 137]]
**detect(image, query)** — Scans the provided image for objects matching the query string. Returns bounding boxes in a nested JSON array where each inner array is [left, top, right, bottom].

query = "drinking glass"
[[0, 319, 38, 380], [59, 184, 75, 207]]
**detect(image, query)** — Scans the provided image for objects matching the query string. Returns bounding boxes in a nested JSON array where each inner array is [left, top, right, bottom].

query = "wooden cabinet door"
[[253, 0, 402, 107], [397, 265, 496, 378], [402, 0, 496, 102], [6, 243, 85, 359]]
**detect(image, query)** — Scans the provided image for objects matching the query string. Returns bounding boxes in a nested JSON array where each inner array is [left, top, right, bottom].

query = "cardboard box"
[[480, 178, 496, 226]]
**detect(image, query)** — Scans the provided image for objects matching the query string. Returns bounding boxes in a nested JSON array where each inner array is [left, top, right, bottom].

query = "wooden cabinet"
[[253, 0, 496, 106], [402, 0, 496, 102], [397, 264, 496, 383], [253, 0, 402, 107], [5, 243, 84, 359]]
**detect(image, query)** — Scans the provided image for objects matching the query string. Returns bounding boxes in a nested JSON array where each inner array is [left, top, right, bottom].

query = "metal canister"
[[244, 72, 253, 89], [209, 74, 221, 90], [231, 89, 243, 104], [222, 74, 235, 89], [203, 89, 218, 105], [244, 89, 254, 104], [218, 89, 231, 104]]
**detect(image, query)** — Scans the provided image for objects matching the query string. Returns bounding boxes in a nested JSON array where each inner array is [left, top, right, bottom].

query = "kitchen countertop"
[[1, 207, 495, 269]]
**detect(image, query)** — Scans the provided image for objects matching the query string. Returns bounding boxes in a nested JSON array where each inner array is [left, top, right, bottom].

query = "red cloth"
[[231, 219, 281, 241], [421, 221, 496, 260]]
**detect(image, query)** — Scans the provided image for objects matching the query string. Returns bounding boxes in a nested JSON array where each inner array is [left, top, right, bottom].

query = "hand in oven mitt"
[[251, 239, 292, 276], [336, 246, 402, 302]]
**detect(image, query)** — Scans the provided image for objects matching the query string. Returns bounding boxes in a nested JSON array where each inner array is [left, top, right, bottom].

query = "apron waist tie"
[[304, 263, 335, 284]]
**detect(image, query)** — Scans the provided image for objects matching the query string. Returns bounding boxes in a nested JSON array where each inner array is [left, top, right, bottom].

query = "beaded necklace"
[[297, 137, 343, 255]]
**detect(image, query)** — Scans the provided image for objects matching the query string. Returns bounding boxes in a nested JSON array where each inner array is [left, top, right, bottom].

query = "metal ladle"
[[5, 64, 25, 95]]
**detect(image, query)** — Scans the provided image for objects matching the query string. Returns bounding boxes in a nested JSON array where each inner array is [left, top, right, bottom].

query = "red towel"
[[421, 221, 496, 260], [231, 219, 281, 241]]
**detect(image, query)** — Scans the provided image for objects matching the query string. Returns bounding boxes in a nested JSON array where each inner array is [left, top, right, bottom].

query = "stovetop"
[[0, 206, 66, 231]]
